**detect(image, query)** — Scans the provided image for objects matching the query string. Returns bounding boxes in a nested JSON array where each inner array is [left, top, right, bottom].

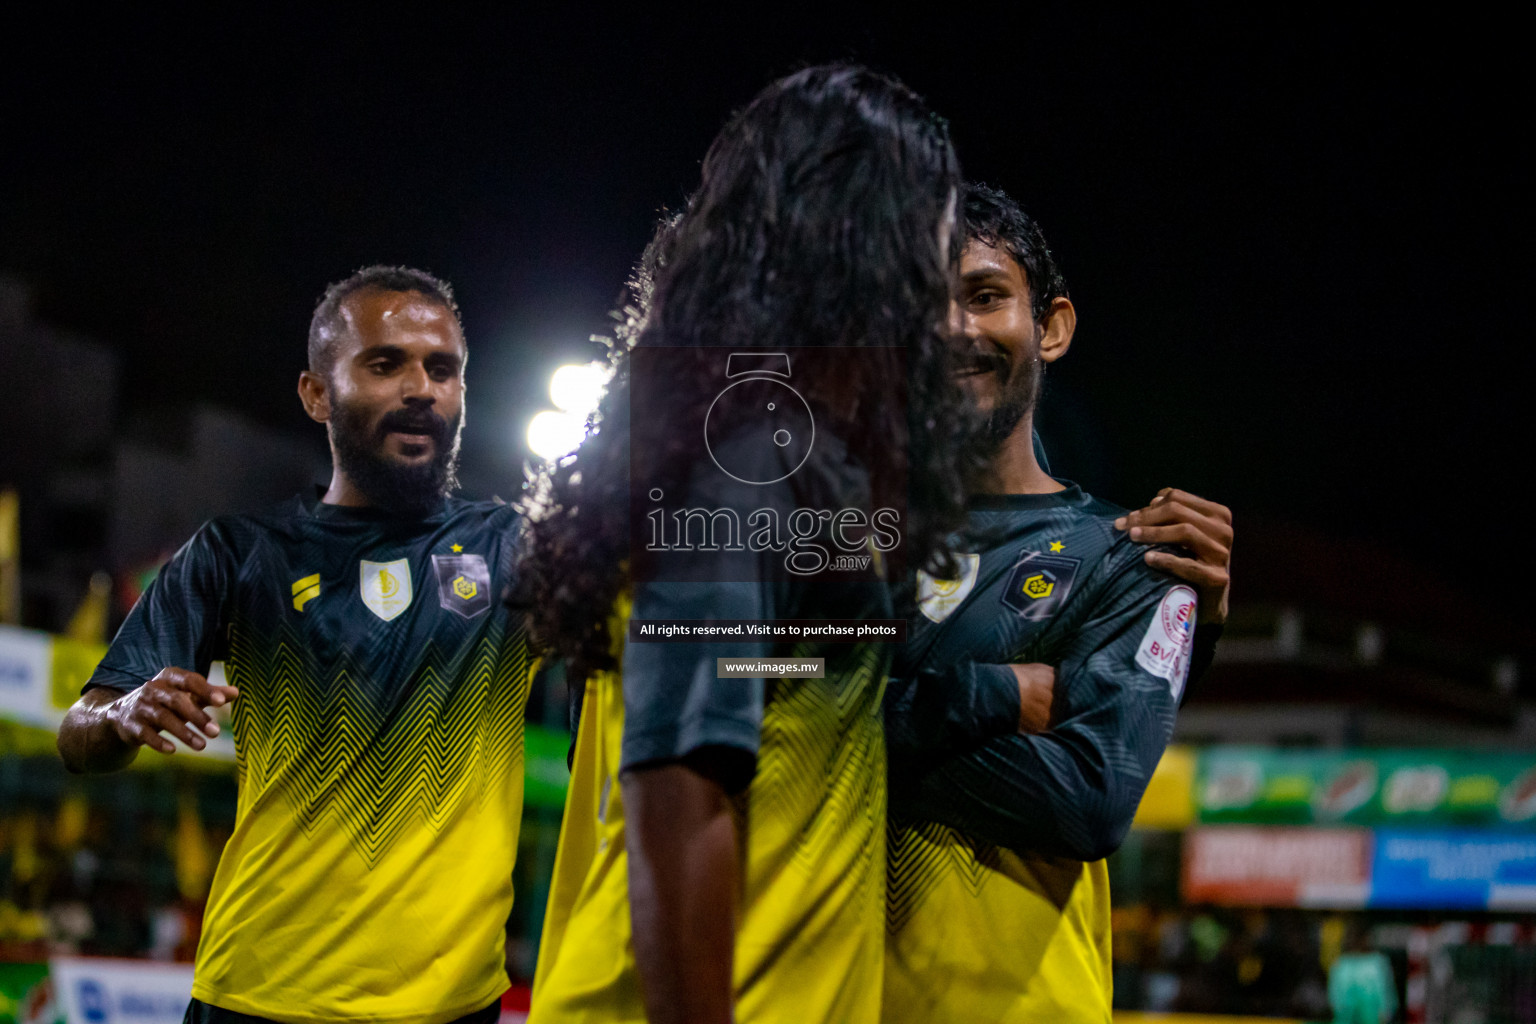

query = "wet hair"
[[519, 63, 977, 675], [963, 183, 1068, 321], [307, 265, 462, 375]]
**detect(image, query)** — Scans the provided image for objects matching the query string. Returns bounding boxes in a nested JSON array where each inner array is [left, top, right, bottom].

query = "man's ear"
[[298, 370, 331, 424], [1038, 296, 1077, 365]]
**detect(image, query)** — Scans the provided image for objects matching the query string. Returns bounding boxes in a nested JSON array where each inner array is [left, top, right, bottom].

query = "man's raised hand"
[[105, 667, 240, 754], [1116, 488, 1233, 625]]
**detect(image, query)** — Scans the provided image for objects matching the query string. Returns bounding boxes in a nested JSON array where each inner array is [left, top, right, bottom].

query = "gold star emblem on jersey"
[[1049, 540, 1065, 553], [451, 543, 463, 553], [291, 573, 321, 612], [1021, 573, 1055, 600], [453, 575, 478, 601]]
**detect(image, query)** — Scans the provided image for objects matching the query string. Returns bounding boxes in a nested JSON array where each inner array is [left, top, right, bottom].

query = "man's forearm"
[[899, 728, 1144, 861], [623, 762, 738, 1024], [885, 661, 1022, 762], [57, 688, 138, 774]]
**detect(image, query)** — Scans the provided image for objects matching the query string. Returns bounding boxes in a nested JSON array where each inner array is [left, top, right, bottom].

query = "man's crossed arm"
[[894, 489, 1232, 860]]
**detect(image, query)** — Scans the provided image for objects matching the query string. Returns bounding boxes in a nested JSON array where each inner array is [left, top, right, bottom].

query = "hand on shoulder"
[[1115, 488, 1232, 625]]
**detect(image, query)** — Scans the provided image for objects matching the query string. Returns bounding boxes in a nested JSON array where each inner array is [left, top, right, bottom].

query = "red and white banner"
[[1183, 826, 1372, 907]]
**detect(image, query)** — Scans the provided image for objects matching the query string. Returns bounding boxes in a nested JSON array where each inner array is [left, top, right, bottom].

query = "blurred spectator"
[[1329, 922, 1398, 1024]]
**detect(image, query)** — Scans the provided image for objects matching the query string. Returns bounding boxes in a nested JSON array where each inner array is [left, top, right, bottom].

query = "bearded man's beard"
[[971, 348, 1044, 460], [329, 398, 463, 517]]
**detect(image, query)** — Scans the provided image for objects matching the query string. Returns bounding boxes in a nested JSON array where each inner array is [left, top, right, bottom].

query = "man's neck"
[[975, 412, 1063, 496], [321, 467, 372, 507]]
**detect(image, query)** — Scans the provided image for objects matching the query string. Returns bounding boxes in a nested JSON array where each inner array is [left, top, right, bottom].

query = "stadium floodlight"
[[526, 409, 587, 461], [549, 362, 608, 417], [526, 362, 608, 460]]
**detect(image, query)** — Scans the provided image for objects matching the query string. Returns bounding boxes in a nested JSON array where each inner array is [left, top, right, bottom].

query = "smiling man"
[[880, 185, 1233, 1022], [57, 266, 533, 1024]]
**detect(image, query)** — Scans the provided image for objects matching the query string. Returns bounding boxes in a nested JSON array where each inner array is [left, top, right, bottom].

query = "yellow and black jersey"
[[88, 491, 533, 1024], [882, 486, 1198, 1023], [531, 435, 892, 1024]]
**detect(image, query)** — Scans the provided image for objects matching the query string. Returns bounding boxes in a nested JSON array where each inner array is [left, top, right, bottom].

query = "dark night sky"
[[2, 9, 1529, 617]]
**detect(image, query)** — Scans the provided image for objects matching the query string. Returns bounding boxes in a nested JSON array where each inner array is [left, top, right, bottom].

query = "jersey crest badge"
[[917, 553, 980, 622], [1000, 551, 1081, 621], [360, 559, 413, 621], [433, 554, 492, 619], [1136, 584, 1197, 699]]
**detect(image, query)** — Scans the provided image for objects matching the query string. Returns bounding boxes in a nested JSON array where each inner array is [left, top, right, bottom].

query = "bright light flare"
[[549, 362, 608, 416], [526, 410, 588, 461]]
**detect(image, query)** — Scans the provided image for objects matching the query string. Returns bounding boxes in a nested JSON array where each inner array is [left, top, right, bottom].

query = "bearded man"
[[880, 185, 1233, 1022], [58, 266, 534, 1024]]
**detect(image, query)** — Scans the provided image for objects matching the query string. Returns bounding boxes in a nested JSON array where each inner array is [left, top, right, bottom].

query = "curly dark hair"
[[963, 183, 1068, 321], [520, 64, 978, 675]]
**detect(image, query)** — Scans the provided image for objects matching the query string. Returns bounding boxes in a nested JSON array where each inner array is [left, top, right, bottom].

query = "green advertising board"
[[0, 963, 59, 1024], [524, 723, 571, 809], [1196, 747, 1536, 828]]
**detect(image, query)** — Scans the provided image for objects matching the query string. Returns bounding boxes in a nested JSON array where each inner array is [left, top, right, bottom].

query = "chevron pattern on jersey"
[[751, 641, 888, 880], [225, 615, 531, 867], [886, 819, 1002, 934]]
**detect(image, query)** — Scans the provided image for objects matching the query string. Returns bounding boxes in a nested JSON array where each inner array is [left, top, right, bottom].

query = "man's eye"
[[969, 291, 1000, 308], [368, 360, 397, 374]]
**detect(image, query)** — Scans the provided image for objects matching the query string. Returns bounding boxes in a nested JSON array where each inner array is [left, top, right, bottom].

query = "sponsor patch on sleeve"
[[1136, 585, 1197, 699]]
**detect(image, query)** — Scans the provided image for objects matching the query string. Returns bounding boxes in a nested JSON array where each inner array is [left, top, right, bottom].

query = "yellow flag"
[[10, 810, 40, 885], [1132, 744, 1197, 829], [56, 791, 90, 849], [174, 790, 215, 901], [0, 487, 18, 624], [66, 571, 112, 644]]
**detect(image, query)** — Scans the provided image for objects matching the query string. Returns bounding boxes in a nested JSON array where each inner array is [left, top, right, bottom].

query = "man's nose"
[[946, 300, 979, 340], [946, 299, 966, 337], [399, 363, 435, 403]]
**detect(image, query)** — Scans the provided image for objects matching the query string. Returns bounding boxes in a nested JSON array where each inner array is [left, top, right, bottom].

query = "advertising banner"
[[0, 620, 233, 763], [1369, 830, 1536, 911], [49, 958, 192, 1024], [0, 625, 54, 728], [0, 624, 110, 733], [1183, 826, 1372, 907], [0, 963, 59, 1024], [523, 723, 571, 809], [1196, 747, 1536, 829]]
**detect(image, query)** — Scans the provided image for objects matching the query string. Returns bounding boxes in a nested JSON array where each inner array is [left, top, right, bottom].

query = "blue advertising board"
[[1369, 829, 1536, 910]]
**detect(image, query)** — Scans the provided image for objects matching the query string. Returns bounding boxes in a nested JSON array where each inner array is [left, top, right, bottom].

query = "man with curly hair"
[[523, 65, 976, 1024]]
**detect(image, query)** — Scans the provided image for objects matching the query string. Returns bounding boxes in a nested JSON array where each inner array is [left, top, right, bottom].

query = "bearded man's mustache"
[[956, 349, 1010, 379], [376, 406, 454, 446]]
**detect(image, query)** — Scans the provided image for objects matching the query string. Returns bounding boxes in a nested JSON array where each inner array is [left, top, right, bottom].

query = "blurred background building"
[[1, 275, 325, 634]]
